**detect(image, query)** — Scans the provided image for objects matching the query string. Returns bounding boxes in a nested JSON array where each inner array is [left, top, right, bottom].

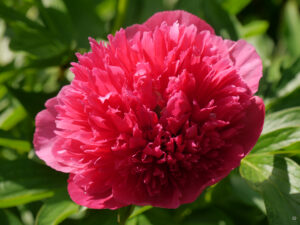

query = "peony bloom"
[[34, 10, 265, 209]]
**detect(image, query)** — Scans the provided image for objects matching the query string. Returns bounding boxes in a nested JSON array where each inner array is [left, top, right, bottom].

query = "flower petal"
[[68, 172, 124, 209], [125, 10, 214, 38], [234, 96, 265, 155], [33, 98, 72, 173], [225, 40, 263, 94]]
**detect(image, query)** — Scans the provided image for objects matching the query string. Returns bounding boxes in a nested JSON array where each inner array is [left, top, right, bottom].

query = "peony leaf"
[[230, 173, 266, 213], [118, 205, 135, 225], [0, 159, 67, 208], [126, 214, 153, 225], [240, 156, 300, 225], [251, 127, 300, 155], [7, 87, 55, 119], [128, 206, 153, 220], [0, 3, 68, 59], [0, 209, 23, 225], [0, 137, 31, 153], [262, 55, 300, 106], [34, 0, 74, 45], [250, 107, 300, 155], [35, 190, 79, 225], [63, 0, 106, 48], [0, 2, 44, 30], [263, 107, 300, 134], [218, 0, 251, 15], [280, 0, 300, 58], [74, 210, 118, 225], [266, 57, 300, 112], [141, 208, 175, 225], [0, 86, 27, 131], [241, 107, 300, 224], [8, 23, 67, 59], [202, 0, 239, 40], [241, 20, 269, 38], [181, 207, 234, 225]]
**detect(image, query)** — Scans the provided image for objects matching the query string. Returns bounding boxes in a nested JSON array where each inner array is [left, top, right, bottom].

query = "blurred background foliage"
[[0, 0, 300, 225]]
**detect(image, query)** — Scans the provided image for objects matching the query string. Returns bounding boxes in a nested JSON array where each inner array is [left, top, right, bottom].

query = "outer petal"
[[33, 97, 71, 173], [68, 172, 125, 209], [181, 97, 264, 205], [234, 96, 265, 155], [225, 40, 263, 94], [125, 10, 214, 39]]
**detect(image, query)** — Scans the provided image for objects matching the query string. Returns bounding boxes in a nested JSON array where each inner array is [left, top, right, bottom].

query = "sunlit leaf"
[[35, 190, 79, 225], [240, 156, 300, 225], [0, 159, 66, 208], [218, 0, 251, 15], [202, 0, 239, 40], [280, 0, 300, 57], [0, 86, 27, 131]]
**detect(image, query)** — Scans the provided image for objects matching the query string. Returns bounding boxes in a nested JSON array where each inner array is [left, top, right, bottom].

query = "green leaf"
[[74, 210, 118, 225], [63, 0, 106, 48], [111, 0, 129, 34], [263, 107, 300, 135], [276, 57, 300, 97], [35, 0, 74, 45], [35, 190, 79, 225], [0, 86, 27, 131], [218, 0, 251, 15], [8, 22, 67, 59], [118, 205, 135, 225], [230, 173, 266, 213], [209, 176, 266, 225], [267, 86, 300, 113], [6, 87, 56, 118], [250, 107, 300, 155], [128, 206, 153, 220], [280, 0, 300, 57], [0, 2, 44, 30], [128, 208, 174, 225], [241, 20, 269, 38], [202, 0, 239, 40], [181, 207, 234, 225], [143, 208, 175, 225], [0, 209, 23, 225], [252, 127, 300, 154], [1, 2, 69, 60], [0, 158, 67, 208], [126, 214, 152, 225], [264, 56, 300, 103], [0, 137, 31, 152], [175, 0, 205, 18], [240, 156, 300, 225]]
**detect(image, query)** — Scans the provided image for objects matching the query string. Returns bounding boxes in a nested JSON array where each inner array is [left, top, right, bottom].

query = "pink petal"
[[225, 40, 263, 94], [234, 96, 265, 155], [125, 10, 214, 39], [68, 173, 124, 209], [33, 97, 72, 173]]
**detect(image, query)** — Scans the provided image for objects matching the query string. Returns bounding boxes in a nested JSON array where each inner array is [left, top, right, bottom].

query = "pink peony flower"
[[34, 10, 265, 209]]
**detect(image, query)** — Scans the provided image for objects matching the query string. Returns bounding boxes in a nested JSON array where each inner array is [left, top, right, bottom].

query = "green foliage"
[[0, 0, 299, 224], [0, 209, 24, 225], [0, 159, 67, 208], [240, 156, 300, 225], [35, 190, 79, 225], [240, 106, 300, 224]]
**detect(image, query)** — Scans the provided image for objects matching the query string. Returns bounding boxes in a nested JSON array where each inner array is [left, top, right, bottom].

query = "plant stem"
[[112, 0, 129, 34], [117, 205, 135, 225]]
